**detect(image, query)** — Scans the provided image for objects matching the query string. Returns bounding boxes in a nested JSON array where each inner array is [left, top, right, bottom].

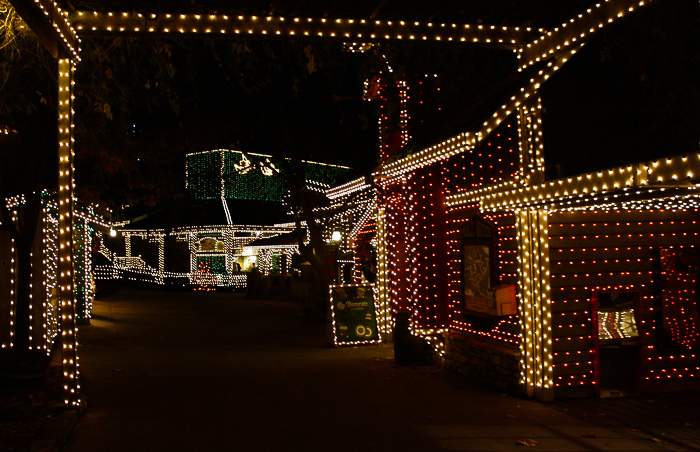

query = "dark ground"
[[0, 351, 67, 452], [3, 286, 700, 451]]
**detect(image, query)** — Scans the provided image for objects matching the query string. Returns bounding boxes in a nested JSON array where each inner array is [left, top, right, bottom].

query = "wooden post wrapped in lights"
[[57, 58, 81, 407], [375, 207, 392, 337], [516, 209, 553, 401]]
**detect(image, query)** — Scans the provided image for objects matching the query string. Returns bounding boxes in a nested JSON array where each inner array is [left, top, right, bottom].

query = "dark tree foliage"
[[74, 37, 186, 209]]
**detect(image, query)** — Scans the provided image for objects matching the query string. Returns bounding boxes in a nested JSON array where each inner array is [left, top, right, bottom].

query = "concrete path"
[[62, 288, 690, 452]]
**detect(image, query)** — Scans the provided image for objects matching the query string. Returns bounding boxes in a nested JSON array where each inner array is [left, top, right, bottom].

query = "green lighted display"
[[197, 255, 227, 274], [186, 149, 350, 202]]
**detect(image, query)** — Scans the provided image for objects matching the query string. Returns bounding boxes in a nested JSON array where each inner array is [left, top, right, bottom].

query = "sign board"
[[330, 284, 380, 346]]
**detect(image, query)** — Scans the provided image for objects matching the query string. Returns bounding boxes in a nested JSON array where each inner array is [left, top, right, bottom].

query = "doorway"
[[592, 291, 642, 398]]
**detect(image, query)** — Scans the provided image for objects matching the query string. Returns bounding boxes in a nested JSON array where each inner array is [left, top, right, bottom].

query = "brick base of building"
[[432, 330, 523, 395]]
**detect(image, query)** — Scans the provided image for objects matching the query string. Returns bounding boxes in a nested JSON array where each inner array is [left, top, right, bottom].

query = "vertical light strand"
[[516, 208, 553, 402], [31, 205, 48, 351], [57, 58, 80, 407], [124, 232, 132, 257], [83, 222, 95, 317], [44, 203, 59, 346], [516, 210, 535, 393], [73, 218, 88, 323], [28, 248, 33, 348], [188, 231, 197, 284], [157, 233, 165, 279], [6, 236, 16, 348], [516, 97, 545, 184], [534, 209, 553, 400], [375, 207, 391, 337], [41, 207, 49, 350]]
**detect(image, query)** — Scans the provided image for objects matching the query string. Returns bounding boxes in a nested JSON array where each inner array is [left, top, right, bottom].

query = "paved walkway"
[[62, 288, 696, 452]]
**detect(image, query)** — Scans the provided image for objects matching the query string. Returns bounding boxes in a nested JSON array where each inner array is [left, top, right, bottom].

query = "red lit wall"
[[549, 210, 700, 396], [383, 115, 520, 329]]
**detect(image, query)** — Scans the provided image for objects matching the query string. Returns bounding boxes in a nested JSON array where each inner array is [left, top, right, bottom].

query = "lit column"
[[188, 232, 197, 284], [148, 232, 165, 284], [516, 208, 553, 402], [57, 58, 81, 407], [375, 207, 391, 338], [124, 232, 132, 258]]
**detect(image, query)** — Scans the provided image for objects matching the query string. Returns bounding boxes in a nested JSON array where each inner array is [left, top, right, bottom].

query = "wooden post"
[[57, 58, 81, 407], [516, 208, 553, 402], [375, 207, 392, 339]]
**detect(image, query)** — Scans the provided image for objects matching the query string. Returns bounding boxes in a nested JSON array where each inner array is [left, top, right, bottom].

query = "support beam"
[[9, 0, 80, 59], [446, 153, 700, 212], [516, 208, 553, 402], [517, 0, 658, 71], [375, 207, 392, 339], [57, 58, 80, 407], [68, 11, 535, 49]]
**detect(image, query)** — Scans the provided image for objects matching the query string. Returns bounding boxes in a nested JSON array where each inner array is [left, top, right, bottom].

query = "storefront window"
[[596, 292, 639, 342]]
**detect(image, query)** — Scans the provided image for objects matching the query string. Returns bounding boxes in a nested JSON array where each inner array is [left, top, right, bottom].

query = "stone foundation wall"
[[434, 331, 522, 395]]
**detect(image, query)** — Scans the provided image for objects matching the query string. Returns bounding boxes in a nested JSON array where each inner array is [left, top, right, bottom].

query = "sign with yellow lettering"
[[330, 284, 380, 345]]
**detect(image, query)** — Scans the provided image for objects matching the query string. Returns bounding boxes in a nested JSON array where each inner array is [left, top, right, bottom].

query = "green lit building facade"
[[186, 149, 350, 203]]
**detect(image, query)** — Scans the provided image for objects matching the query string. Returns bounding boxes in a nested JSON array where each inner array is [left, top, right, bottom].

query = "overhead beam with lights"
[[9, 0, 80, 59], [445, 153, 700, 212], [517, 0, 657, 71], [68, 11, 537, 48]]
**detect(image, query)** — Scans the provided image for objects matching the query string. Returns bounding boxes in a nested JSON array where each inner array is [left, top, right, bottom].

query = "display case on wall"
[[460, 214, 516, 317]]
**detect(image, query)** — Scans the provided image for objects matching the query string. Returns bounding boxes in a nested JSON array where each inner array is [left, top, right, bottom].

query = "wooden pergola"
[[8, 0, 658, 405]]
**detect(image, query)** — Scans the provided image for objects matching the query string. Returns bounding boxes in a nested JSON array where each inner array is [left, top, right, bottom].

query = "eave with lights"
[[68, 10, 537, 48]]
